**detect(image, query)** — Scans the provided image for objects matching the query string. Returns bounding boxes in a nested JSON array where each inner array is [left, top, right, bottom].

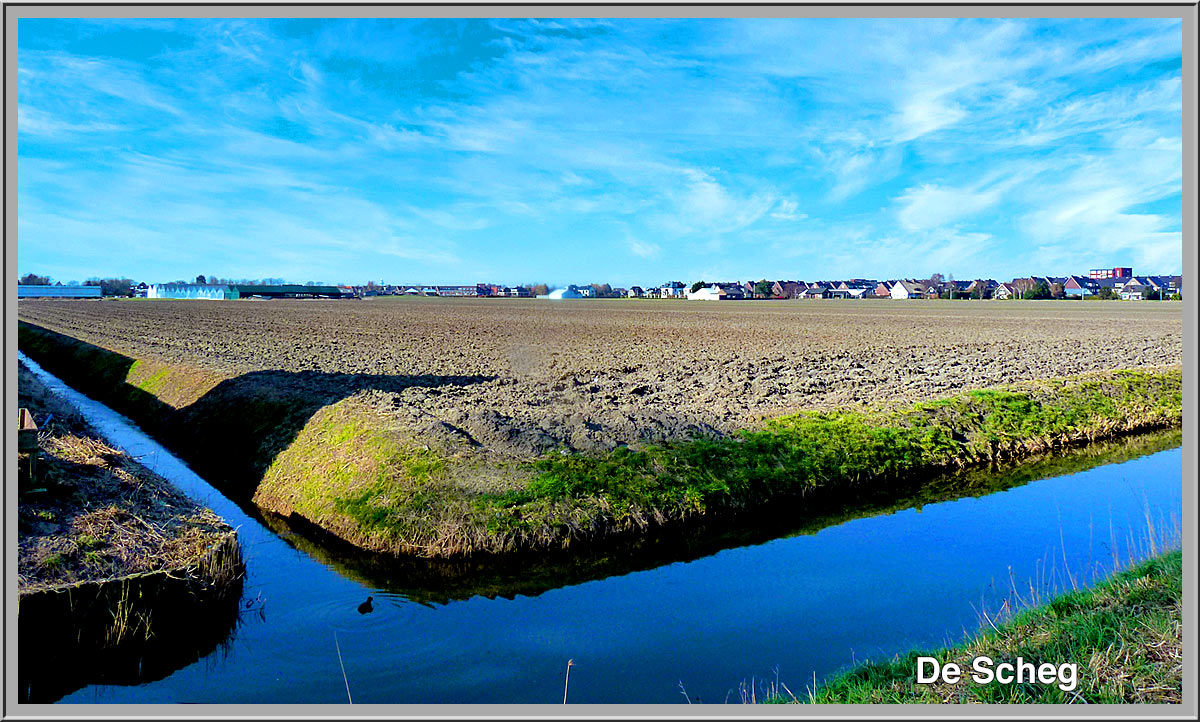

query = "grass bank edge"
[[775, 549, 1182, 704], [259, 367, 1182, 557]]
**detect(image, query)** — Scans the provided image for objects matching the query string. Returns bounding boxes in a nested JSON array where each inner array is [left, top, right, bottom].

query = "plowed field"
[[17, 297, 1182, 458]]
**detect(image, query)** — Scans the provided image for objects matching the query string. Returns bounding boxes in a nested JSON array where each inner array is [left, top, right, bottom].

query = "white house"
[[687, 285, 726, 301], [889, 280, 925, 300], [658, 281, 687, 298]]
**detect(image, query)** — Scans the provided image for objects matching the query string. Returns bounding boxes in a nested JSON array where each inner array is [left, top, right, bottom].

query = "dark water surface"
[[19, 354, 1183, 705]]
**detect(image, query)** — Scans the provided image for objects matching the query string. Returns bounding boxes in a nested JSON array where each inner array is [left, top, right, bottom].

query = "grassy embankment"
[[778, 550, 1183, 704], [259, 367, 1182, 556], [17, 321, 1183, 559]]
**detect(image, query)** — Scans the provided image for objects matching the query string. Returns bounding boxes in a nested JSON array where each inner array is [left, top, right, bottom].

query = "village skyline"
[[18, 264, 1184, 302]]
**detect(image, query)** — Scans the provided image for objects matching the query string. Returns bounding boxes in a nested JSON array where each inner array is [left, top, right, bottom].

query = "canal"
[[18, 353, 1183, 705]]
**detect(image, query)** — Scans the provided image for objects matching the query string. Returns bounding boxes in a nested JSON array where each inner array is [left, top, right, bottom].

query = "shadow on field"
[[17, 322, 494, 503], [263, 428, 1182, 605]]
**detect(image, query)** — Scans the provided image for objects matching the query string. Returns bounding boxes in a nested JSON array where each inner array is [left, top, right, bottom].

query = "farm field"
[[16, 297, 1183, 458], [18, 297, 1184, 557]]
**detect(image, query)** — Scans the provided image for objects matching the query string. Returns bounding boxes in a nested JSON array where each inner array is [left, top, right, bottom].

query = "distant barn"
[[225, 284, 356, 299], [17, 285, 102, 299]]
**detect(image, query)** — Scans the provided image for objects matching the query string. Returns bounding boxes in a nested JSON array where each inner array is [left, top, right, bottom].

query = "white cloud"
[[895, 183, 1003, 231], [627, 237, 662, 259], [769, 198, 805, 221]]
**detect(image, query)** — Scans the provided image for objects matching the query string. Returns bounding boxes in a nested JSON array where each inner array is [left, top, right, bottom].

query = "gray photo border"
[[4, 2, 1197, 719]]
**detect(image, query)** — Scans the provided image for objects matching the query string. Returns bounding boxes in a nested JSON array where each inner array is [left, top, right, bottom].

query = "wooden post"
[[18, 408, 39, 485]]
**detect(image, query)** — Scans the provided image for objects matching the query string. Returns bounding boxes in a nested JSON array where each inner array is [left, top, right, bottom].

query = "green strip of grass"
[[785, 550, 1182, 703], [466, 369, 1181, 550]]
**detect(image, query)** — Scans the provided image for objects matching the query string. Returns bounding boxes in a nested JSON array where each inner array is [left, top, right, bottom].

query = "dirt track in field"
[[17, 297, 1183, 458]]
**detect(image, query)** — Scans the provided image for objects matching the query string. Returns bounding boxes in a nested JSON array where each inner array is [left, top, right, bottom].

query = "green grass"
[[467, 369, 1181, 550], [786, 550, 1182, 704]]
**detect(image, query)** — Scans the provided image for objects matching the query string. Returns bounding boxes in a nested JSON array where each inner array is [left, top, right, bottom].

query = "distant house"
[[1119, 278, 1149, 300], [498, 287, 531, 297], [799, 283, 831, 299], [993, 282, 1016, 300], [577, 286, 595, 298], [1144, 275, 1182, 297], [687, 284, 726, 301], [874, 281, 895, 298], [658, 281, 687, 299], [943, 280, 973, 298], [889, 280, 925, 300], [1115, 276, 1180, 300], [1063, 276, 1098, 297], [961, 279, 997, 298], [718, 282, 748, 299], [771, 280, 804, 299], [626, 286, 645, 298]]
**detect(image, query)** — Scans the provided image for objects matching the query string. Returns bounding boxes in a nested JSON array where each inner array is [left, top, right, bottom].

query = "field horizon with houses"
[[17, 265, 1184, 302]]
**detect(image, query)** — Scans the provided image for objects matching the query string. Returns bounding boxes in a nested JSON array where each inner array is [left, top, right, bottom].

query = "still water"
[[19, 353, 1183, 705]]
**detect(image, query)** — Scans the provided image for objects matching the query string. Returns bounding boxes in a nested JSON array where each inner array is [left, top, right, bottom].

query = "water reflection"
[[265, 428, 1182, 606]]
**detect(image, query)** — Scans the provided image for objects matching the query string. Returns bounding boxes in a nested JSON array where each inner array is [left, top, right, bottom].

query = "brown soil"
[[17, 296, 1182, 461], [16, 361, 235, 592]]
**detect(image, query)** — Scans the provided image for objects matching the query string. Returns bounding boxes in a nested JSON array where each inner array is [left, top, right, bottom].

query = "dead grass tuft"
[[18, 362, 235, 592]]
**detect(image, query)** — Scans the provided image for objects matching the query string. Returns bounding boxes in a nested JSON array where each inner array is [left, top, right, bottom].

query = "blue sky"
[[17, 17, 1183, 287]]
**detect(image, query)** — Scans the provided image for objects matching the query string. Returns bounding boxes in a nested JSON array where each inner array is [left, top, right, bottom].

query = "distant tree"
[[19, 273, 51, 285], [929, 272, 944, 286], [690, 280, 708, 293], [530, 283, 549, 297], [1143, 289, 1161, 301], [196, 274, 207, 285], [84, 277, 135, 297], [754, 279, 772, 298], [591, 283, 614, 298], [1097, 286, 1116, 300]]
